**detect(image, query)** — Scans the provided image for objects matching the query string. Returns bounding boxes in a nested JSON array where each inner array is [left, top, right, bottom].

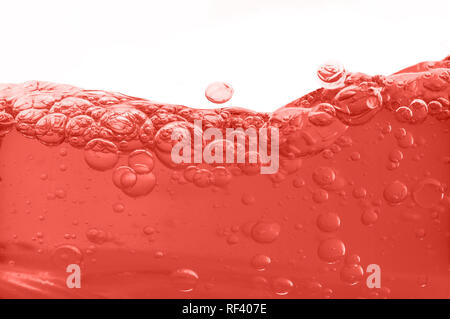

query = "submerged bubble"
[[395, 106, 413, 123], [113, 166, 137, 188], [412, 178, 444, 208], [241, 193, 256, 205], [415, 228, 427, 240], [84, 138, 119, 171], [361, 207, 379, 226], [183, 166, 198, 182], [86, 228, 109, 245], [170, 268, 199, 292], [292, 176, 306, 188], [352, 187, 367, 199], [340, 263, 364, 285], [211, 166, 232, 187], [238, 151, 262, 176], [384, 181, 408, 204], [317, 238, 346, 263], [389, 149, 404, 162], [428, 100, 442, 115], [312, 189, 329, 203], [128, 149, 155, 174], [345, 254, 361, 265], [417, 275, 429, 288], [52, 244, 83, 268], [251, 221, 281, 244], [120, 170, 138, 188], [312, 167, 336, 187], [316, 212, 341, 232], [193, 169, 213, 188], [397, 132, 414, 148], [112, 165, 156, 196], [271, 277, 294, 296], [122, 171, 156, 197], [409, 99, 428, 123], [205, 82, 234, 104], [112, 202, 125, 213], [143, 225, 156, 235], [251, 254, 272, 271]]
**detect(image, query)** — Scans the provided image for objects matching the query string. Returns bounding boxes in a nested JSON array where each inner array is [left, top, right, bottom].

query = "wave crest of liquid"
[[0, 56, 449, 196]]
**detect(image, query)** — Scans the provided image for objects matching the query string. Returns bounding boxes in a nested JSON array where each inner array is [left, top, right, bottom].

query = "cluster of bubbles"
[[111, 150, 156, 196], [0, 57, 447, 195], [394, 97, 450, 123]]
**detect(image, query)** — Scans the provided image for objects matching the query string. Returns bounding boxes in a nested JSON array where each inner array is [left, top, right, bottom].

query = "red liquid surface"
[[0, 57, 449, 298]]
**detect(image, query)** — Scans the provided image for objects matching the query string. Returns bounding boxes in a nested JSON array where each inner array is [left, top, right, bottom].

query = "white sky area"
[[0, 0, 449, 112]]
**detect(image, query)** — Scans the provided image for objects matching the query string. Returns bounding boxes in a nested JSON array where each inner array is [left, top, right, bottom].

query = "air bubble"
[[193, 169, 213, 188], [317, 61, 346, 89], [409, 99, 428, 123], [35, 113, 67, 146], [183, 166, 198, 182], [312, 189, 329, 203], [113, 166, 137, 188], [316, 212, 341, 232], [84, 138, 119, 171], [308, 103, 336, 126], [271, 277, 294, 296], [52, 244, 83, 268], [241, 193, 256, 205], [345, 254, 361, 265], [395, 106, 413, 123], [86, 228, 108, 245], [292, 176, 306, 188], [384, 181, 408, 204], [397, 132, 414, 148], [340, 264, 364, 285], [113, 202, 125, 213], [143, 225, 156, 235], [211, 166, 232, 187], [317, 238, 346, 263], [415, 228, 426, 240], [251, 221, 281, 244], [312, 167, 336, 187], [361, 207, 379, 226], [389, 149, 404, 162], [122, 171, 156, 197], [428, 100, 442, 115], [128, 149, 155, 174], [352, 187, 367, 199], [205, 82, 234, 104], [170, 268, 199, 292], [412, 178, 444, 208], [121, 171, 138, 188], [251, 254, 271, 271]]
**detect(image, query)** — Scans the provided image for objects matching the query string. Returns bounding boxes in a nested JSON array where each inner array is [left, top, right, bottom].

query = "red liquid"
[[0, 57, 449, 298]]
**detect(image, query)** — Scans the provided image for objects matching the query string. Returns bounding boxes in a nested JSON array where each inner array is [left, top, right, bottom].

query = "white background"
[[0, 0, 449, 111]]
